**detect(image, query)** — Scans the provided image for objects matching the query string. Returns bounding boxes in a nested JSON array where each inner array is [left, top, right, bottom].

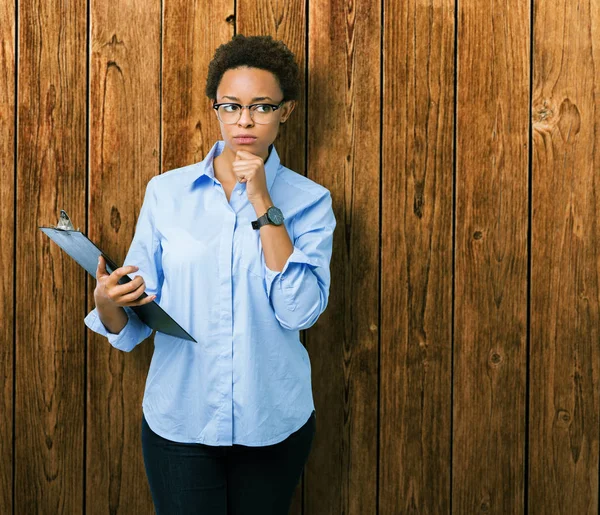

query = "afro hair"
[[205, 34, 301, 102]]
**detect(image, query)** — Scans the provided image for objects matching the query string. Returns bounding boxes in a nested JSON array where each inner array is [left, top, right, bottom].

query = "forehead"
[[217, 67, 282, 102]]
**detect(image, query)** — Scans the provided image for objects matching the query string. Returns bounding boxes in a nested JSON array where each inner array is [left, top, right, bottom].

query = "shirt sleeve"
[[263, 190, 336, 331], [84, 176, 164, 352]]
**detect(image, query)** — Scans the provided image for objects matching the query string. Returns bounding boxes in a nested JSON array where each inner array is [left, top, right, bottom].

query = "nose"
[[237, 106, 254, 127]]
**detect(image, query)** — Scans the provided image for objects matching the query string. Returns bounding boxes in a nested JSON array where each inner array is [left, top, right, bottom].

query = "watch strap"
[[251, 212, 270, 230]]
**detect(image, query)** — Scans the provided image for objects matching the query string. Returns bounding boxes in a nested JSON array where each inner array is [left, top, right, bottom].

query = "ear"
[[280, 100, 296, 123]]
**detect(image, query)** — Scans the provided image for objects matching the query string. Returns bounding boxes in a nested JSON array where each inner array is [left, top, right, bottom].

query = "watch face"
[[267, 206, 284, 225]]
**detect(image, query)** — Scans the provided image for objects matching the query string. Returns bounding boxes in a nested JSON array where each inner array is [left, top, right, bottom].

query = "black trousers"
[[141, 410, 316, 515]]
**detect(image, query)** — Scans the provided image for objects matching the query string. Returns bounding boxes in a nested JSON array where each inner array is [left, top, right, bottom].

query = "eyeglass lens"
[[216, 104, 280, 124]]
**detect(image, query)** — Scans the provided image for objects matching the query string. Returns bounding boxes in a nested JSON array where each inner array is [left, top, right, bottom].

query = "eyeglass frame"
[[212, 100, 286, 124]]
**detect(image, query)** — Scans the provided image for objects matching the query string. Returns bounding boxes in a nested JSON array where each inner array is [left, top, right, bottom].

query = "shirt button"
[[238, 189, 242, 195]]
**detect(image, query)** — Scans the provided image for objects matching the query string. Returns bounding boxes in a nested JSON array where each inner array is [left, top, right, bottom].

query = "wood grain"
[[235, 1, 307, 512], [453, 0, 530, 513], [15, 0, 87, 512], [87, 1, 161, 512], [307, 0, 380, 513], [0, 0, 15, 511], [380, 0, 455, 513], [7, 0, 600, 511], [529, 0, 600, 512], [162, 0, 232, 171]]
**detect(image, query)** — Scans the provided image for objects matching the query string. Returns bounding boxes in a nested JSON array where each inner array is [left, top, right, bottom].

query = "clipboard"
[[39, 210, 197, 342]]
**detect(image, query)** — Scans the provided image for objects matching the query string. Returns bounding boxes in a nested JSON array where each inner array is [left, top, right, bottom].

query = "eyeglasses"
[[212, 100, 286, 125]]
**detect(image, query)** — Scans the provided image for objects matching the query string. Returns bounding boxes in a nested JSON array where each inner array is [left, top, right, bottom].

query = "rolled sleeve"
[[263, 191, 336, 331], [264, 245, 317, 302], [84, 306, 152, 352]]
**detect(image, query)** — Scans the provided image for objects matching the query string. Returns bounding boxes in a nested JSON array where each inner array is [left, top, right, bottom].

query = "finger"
[[236, 149, 258, 158], [232, 169, 256, 177], [96, 255, 109, 280], [109, 275, 145, 300], [233, 153, 260, 164], [233, 167, 256, 178], [232, 160, 259, 169], [108, 264, 140, 286], [118, 280, 148, 304], [139, 293, 157, 305], [127, 293, 157, 307], [236, 150, 253, 159]]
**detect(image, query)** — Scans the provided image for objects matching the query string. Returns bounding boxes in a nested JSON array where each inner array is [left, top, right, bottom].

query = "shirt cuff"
[[263, 245, 317, 303], [84, 306, 141, 351]]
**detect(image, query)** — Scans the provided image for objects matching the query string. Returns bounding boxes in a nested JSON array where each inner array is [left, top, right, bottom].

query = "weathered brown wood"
[[87, 1, 161, 512], [0, 0, 15, 511], [529, 0, 600, 512], [10, 0, 600, 511], [307, 0, 380, 513], [380, 0, 455, 513], [453, 1, 530, 513], [235, 2, 308, 512], [15, 0, 87, 512], [162, 0, 232, 172]]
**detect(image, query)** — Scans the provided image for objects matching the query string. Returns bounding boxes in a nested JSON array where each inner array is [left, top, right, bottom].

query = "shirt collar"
[[190, 140, 280, 192]]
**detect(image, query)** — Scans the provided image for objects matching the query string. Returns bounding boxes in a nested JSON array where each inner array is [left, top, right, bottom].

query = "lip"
[[233, 135, 257, 144]]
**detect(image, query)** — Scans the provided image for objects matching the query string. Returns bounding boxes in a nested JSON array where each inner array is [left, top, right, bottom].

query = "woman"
[[85, 34, 336, 514]]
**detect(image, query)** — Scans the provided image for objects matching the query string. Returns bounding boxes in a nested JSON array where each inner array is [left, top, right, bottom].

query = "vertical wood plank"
[[15, 0, 87, 511], [380, 0, 455, 512], [0, 0, 15, 511], [236, 1, 306, 178], [529, 0, 600, 512], [87, 1, 161, 512], [307, 0, 379, 513], [236, 2, 307, 512], [162, 0, 232, 171], [453, 0, 530, 513]]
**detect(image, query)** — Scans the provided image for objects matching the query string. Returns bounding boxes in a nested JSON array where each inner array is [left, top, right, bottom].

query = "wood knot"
[[555, 409, 571, 428], [46, 85, 56, 119], [557, 98, 581, 143], [533, 98, 555, 123], [413, 182, 424, 219], [110, 206, 122, 233], [488, 350, 503, 367]]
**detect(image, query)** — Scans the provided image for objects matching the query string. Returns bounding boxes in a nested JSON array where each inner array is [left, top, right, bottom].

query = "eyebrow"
[[220, 95, 273, 102]]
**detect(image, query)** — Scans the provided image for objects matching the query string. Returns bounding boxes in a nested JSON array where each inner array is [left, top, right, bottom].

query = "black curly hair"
[[205, 34, 301, 102]]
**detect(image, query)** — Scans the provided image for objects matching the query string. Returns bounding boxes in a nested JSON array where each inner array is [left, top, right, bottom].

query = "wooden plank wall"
[[16, 0, 87, 513], [2, 0, 598, 513], [86, 1, 161, 512], [0, 0, 15, 513], [529, 0, 600, 512]]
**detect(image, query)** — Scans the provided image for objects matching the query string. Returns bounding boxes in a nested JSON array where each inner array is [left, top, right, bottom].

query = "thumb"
[[96, 255, 109, 279]]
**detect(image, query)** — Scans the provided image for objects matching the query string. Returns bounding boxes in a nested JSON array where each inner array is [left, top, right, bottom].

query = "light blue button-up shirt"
[[84, 140, 336, 446]]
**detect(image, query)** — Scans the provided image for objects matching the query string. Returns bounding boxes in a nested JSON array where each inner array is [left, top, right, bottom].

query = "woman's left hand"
[[233, 150, 269, 203]]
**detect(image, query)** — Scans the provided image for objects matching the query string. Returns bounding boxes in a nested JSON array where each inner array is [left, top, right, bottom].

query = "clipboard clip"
[[54, 210, 79, 232]]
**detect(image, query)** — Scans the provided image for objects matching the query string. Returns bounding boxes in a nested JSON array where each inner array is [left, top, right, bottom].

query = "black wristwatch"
[[252, 206, 284, 229]]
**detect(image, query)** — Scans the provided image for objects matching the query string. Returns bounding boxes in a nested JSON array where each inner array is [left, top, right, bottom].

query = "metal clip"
[[54, 210, 78, 231]]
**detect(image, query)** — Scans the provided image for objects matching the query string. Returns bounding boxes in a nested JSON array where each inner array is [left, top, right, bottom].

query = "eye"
[[253, 104, 274, 113], [222, 104, 241, 112]]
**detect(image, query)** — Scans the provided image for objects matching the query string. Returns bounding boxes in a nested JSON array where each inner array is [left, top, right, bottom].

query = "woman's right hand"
[[94, 255, 156, 308]]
